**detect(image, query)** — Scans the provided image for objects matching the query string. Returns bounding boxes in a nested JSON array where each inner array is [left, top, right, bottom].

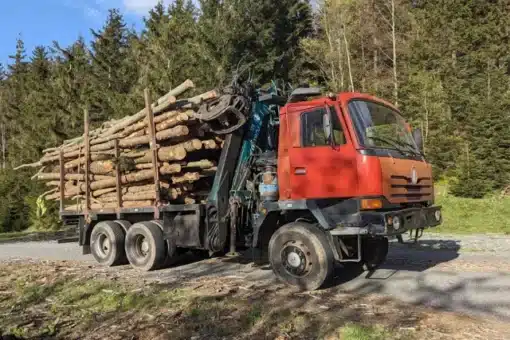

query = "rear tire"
[[151, 220, 179, 268], [269, 222, 334, 291], [90, 221, 126, 267], [125, 221, 166, 271]]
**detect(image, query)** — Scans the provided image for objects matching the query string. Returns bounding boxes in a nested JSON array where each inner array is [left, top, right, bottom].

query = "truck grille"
[[390, 175, 433, 201]]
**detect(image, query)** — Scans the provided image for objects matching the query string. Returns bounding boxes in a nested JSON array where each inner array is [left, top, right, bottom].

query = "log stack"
[[17, 80, 225, 212]]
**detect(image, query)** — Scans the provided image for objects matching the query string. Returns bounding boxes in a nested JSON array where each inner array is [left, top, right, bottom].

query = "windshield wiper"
[[367, 136, 423, 157]]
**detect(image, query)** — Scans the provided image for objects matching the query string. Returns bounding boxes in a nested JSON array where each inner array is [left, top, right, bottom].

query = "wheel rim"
[[95, 233, 111, 259], [134, 235, 150, 258], [280, 241, 312, 277]]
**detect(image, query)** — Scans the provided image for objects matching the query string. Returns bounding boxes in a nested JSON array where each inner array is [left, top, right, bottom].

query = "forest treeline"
[[0, 0, 509, 232]]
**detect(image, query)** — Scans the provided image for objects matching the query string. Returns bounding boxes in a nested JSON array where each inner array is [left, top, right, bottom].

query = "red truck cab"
[[258, 90, 441, 289]]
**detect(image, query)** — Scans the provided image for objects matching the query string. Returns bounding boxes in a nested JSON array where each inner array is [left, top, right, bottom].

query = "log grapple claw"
[[194, 93, 251, 135]]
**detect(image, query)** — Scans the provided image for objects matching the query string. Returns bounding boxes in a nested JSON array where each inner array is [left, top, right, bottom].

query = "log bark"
[[134, 162, 181, 174], [97, 187, 179, 202], [134, 145, 187, 164], [171, 172, 200, 184], [36, 173, 114, 181], [65, 200, 154, 211], [122, 149, 148, 158], [178, 139, 203, 152], [160, 163, 182, 175], [120, 125, 189, 148], [155, 113, 190, 132], [61, 153, 110, 169], [202, 140, 219, 150], [185, 159, 216, 169], [97, 191, 157, 202], [134, 163, 153, 170], [184, 197, 196, 205], [92, 182, 170, 197]]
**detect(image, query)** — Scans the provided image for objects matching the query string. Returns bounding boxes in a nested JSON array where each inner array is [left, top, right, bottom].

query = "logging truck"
[[37, 81, 441, 290]]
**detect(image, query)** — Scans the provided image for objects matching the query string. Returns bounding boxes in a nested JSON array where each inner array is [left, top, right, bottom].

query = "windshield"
[[347, 100, 419, 153]]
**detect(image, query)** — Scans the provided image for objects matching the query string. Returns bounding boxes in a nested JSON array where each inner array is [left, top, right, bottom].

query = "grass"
[[338, 324, 400, 340], [0, 230, 32, 240], [0, 262, 422, 340], [0, 228, 67, 242], [433, 183, 510, 234]]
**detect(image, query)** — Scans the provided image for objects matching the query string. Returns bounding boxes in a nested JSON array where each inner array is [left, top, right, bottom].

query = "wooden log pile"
[[17, 79, 224, 212]]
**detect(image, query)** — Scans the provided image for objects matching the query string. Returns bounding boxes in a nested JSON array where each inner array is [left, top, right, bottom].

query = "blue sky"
[[0, 0, 172, 67]]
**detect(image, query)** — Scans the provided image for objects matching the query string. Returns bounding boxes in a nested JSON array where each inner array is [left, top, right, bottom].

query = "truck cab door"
[[287, 104, 357, 200]]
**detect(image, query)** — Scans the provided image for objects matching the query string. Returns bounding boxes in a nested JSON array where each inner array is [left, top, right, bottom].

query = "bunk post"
[[59, 150, 64, 213], [84, 108, 90, 215], [114, 139, 122, 218], [144, 88, 161, 219]]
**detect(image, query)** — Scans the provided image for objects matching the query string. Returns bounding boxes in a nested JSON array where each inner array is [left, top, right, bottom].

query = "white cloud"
[[123, 0, 170, 15], [84, 6, 102, 18]]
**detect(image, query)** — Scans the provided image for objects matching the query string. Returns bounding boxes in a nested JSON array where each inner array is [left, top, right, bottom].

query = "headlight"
[[393, 216, 401, 230]]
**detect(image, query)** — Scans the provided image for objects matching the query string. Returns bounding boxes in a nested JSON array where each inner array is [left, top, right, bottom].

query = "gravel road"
[[2, 233, 510, 321]]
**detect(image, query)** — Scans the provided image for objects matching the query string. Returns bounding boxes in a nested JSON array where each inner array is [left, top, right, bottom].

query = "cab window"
[[301, 107, 346, 147]]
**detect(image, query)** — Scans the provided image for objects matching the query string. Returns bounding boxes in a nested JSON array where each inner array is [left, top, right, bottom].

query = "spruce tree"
[[90, 9, 137, 120]]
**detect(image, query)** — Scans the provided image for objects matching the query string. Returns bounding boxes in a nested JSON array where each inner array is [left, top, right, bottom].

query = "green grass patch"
[[434, 183, 510, 234], [0, 231, 32, 240], [338, 323, 401, 340]]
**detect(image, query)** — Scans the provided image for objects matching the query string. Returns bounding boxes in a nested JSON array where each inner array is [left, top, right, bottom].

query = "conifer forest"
[[0, 0, 509, 232]]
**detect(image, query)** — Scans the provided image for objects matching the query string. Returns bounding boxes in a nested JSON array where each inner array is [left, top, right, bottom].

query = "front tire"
[[125, 221, 166, 271], [90, 221, 126, 266], [269, 222, 334, 291]]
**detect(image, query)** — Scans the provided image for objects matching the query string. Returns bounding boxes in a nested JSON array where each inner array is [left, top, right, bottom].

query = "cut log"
[[184, 197, 196, 205], [155, 113, 190, 132], [65, 200, 154, 211], [35, 173, 114, 181], [134, 163, 153, 170], [89, 169, 155, 190], [45, 181, 61, 187], [119, 125, 189, 148], [92, 187, 116, 197], [122, 149, 148, 158], [185, 160, 216, 169], [160, 163, 182, 175], [202, 166, 218, 176], [171, 172, 201, 184], [63, 154, 111, 169], [133, 162, 181, 174], [202, 140, 219, 150], [176, 139, 203, 152], [134, 145, 187, 163], [92, 182, 170, 197], [98, 191, 157, 202]]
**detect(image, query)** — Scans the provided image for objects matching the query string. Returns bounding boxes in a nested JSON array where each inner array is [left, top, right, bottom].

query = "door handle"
[[294, 167, 307, 175]]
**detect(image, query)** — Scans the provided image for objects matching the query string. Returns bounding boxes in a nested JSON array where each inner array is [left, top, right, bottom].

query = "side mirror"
[[412, 128, 424, 152]]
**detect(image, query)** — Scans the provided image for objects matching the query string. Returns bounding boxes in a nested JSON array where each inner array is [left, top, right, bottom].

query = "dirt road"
[[1, 233, 510, 322]]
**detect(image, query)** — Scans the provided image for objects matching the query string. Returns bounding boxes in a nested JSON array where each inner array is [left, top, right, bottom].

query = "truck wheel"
[[90, 221, 126, 267], [125, 221, 166, 271], [151, 220, 179, 268], [361, 237, 389, 271], [269, 222, 334, 291]]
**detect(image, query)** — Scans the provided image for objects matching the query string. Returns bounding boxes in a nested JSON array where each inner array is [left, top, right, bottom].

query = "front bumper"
[[329, 205, 442, 236]]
